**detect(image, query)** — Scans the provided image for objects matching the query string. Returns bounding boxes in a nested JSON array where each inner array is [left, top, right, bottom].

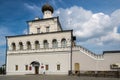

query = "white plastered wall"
[[7, 52, 70, 75], [28, 18, 61, 34]]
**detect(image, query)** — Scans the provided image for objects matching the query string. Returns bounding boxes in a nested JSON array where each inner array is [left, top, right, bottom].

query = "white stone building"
[[6, 4, 120, 75]]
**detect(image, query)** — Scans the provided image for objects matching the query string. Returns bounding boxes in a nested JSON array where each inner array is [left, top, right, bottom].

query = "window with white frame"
[[15, 65, 18, 71], [37, 28, 40, 33], [19, 42, 23, 50], [11, 42, 16, 51], [61, 38, 67, 48], [25, 65, 28, 70], [45, 64, 49, 70], [43, 40, 49, 49], [46, 26, 49, 32], [57, 64, 60, 70], [26, 41, 31, 50], [52, 39, 58, 48], [35, 41, 40, 49]]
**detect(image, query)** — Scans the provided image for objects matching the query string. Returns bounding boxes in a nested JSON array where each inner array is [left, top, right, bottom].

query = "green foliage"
[[0, 65, 6, 74]]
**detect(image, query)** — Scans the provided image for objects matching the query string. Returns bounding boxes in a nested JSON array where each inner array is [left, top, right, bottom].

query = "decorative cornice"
[[6, 30, 73, 38], [7, 50, 70, 56], [26, 17, 58, 23]]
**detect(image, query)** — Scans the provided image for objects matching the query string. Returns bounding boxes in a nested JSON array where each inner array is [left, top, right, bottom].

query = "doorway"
[[35, 66, 39, 74], [74, 63, 80, 71], [30, 61, 40, 74]]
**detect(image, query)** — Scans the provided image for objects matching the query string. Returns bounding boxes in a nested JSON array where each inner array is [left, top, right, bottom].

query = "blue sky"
[[0, 0, 120, 66]]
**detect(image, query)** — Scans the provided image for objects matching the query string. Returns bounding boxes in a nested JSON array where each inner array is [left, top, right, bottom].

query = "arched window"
[[11, 42, 16, 50], [26, 41, 31, 50], [61, 38, 67, 48], [52, 39, 58, 48], [35, 41, 40, 49], [43, 40, 49, 49], [19, 42, 23, 50]]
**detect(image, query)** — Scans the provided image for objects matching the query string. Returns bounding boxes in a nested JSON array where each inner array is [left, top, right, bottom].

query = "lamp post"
[[70, 30, 73, 75], [69, 30, 76, 75]]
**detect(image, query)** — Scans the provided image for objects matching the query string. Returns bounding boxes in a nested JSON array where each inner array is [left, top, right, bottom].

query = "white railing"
[[7, 47, 71, 54], [75, 45, 104, 60]]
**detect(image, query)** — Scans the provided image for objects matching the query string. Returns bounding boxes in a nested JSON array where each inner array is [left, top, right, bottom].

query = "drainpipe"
[[70, 30, 73, 75]]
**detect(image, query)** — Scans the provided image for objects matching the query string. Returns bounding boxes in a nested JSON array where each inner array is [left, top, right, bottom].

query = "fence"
[[69, 70, 120, 78]]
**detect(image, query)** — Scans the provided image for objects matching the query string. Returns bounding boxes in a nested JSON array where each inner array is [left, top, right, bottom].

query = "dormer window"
[[46, 26, 49, 32], [37, 28, 40, 33]]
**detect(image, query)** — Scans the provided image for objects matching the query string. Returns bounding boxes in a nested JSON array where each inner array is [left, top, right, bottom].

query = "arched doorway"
[[31, 61, 40, 74], [74, 63, 80, 71]]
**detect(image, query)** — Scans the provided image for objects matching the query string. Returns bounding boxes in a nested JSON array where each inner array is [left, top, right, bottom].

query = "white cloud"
[[49, 0, 63, 8], [24, 3, 39, 11], [111, 9, 120, 26], [75, 13, 111, 38], [54, 6, 120, 53], [24, 3, 41, 16]]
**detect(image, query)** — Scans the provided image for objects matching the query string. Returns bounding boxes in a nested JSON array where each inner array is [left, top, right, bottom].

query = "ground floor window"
[[57, 64, 60, 70], [29, 66, 32, 70], [45, 65, 49, 70], [25, 65, 28, 70], [15, 65, 18, 71]]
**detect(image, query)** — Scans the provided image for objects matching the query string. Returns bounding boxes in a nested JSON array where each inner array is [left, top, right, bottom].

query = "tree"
[[0, 64, 6, 74], [0, 67, 2, 74]]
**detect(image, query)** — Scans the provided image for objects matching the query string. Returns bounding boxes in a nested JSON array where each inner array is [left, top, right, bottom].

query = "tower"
[[42, 3, 54, 18]]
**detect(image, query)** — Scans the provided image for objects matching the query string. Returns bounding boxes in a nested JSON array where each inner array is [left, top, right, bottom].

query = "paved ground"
[[0, 75, 119, 80]]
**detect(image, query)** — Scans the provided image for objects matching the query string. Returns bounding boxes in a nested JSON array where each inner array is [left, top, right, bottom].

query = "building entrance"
[[31, 61, 40, 74], [35, 66, 39, 74]]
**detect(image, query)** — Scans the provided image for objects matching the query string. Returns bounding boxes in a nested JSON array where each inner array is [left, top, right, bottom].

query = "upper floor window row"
[[10, 38, 67, 51], [36, 26, 49, 33], [46, 26, 49, 32], [11, 42, 16, 51], [37, 28, 40, 33]]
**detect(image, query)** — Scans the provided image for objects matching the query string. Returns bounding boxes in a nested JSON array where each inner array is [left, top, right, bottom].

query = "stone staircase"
[[73, 45, 104, 60]]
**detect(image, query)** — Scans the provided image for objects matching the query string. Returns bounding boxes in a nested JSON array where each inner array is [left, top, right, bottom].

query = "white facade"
[[43, 11, 53, 18], [28, 17, 62, 34], [7, 52, 70, 75], [72, 47, 120, 71], [6, 29, 72, 75], [6, 4, 120, 75]]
